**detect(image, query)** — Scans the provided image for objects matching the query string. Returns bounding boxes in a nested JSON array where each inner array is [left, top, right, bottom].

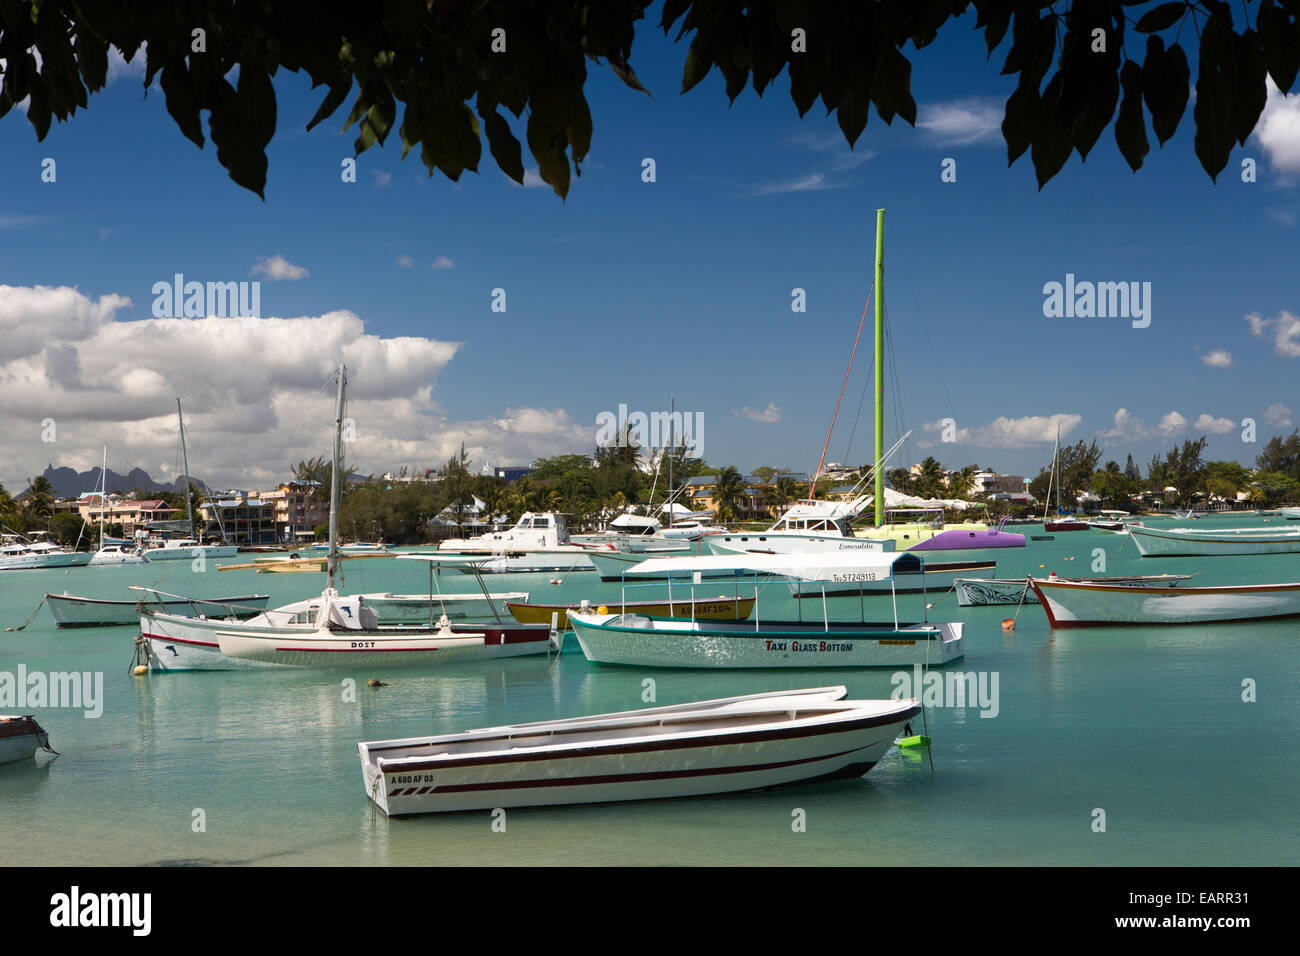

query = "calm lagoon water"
[[2, 520, 1297, 866]]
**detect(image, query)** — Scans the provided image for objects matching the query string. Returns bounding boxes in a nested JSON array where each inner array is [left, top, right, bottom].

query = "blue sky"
[[2, 6, 1299, 492]]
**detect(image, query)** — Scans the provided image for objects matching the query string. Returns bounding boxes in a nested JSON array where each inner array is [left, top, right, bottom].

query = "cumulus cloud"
[[734, 403, 781, 423], [1193, 413, 1235, 434], [1201, 349, 1233, 367], [1256, 77, 1300, 175], [251, 255, 309, 281], [925, 413, 1081, 447], [1264, 403, 1294, 427], [916, 97, 1002, 146], [0, 285, 592, 489], [1100, 408, 1231, 440], [1246, 310, 1300, 357], [429, 256, 455, 270]]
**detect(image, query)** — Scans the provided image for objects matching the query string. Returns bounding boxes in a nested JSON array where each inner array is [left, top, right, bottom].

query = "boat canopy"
[[628, 550, 922, 582]]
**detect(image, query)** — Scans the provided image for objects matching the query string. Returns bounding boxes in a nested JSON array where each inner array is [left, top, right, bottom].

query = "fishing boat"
[[507, 595, 756, 629], [358, 686, 921, 816], [1128, 523, 1300, 556], [1029, 576, 1300, 627], [568, 551, 964, 668], [47, 589, 270, 627], [0, 715, 54, 765], [954, 574, 1192, 607]]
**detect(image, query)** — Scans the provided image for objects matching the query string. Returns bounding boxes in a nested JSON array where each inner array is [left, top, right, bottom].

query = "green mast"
[[874, 208, 885, 527]]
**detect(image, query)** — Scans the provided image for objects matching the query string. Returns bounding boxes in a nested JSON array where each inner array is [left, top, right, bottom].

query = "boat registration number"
[[390, 773, 438, 785], [829, 572, 879, 582]]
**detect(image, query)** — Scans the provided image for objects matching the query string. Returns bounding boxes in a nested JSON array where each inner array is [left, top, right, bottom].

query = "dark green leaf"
[[1259, 0, 1300, 92], [1134, 2, 1187, 34], [1002, 83, 1035, 164], [1231, 29, 1268, 144], [871, 45, 915, 125], [482, 107, 524, 183], [1142, 36, 1190, 144], [160, 57, 204, 148], [1193, 18, 1236, 181], [1115, 59, 1149, 170]]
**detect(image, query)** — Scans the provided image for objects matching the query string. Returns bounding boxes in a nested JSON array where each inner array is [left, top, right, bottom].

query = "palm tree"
[[24, 476, 55, 517], [947, 465, 978, 499], [0, 481, 14, 515], [712, 467, 745, 522], [913, 458, 946, 499]]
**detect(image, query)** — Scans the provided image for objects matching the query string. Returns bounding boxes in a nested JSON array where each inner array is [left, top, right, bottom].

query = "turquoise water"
[[2, 520, 1297, 866]]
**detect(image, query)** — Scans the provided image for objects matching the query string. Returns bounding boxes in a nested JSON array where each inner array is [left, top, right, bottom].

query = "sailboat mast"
[[326, 365, 347, 591], [667, 395, 674, 529], [874, 208, 885, 527], [177, 398, 194, 540], [99, 444, 107, 544]]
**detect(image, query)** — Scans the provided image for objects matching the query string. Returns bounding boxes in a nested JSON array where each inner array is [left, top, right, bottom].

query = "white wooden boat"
[[141, 537, 239, 561], [569, 551, 964, 668], [1029, 577, 1300, 627], [47, 589, 270, 627], [1128, 523, 1300, 556], [215, 615, 488, 668], [0, 715, 54, 764], [954, 574, 1192, 607], [358, 686, 921, 816]]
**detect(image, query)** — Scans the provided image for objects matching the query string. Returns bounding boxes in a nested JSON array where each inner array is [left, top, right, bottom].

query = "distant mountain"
[[40, 464, 203, 499]]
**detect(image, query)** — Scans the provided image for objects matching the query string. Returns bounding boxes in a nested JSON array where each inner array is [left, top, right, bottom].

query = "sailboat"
[[141, 400, 237, 561], [87, 445, 150, 565], [1042, 424, 1087, 532], [138, 367, 554, 670]]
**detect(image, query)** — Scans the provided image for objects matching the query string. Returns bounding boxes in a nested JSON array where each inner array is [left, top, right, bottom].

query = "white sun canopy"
[[629, 551, 919, 583]]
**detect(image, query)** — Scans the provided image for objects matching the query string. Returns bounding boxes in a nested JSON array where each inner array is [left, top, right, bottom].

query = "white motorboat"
[[569, 551, 964, 668], [0, 541, 92, 571], [87, 543, 151, 565], [47, 589, 270, 627], [1128, 523, 1300, 556], [141, 537, 239, 561], [436, 512, 595, 572], [359, 686, 921, 816], [1281, 507, 1300, 520], [1029, 576, 1300, 627], [0, 715, 54, 765], [954, 573, 1192, 607]]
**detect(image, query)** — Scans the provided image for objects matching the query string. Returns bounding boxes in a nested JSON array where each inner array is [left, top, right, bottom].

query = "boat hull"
[[360, 694, 921, 815], [789, 560, 997, 597], [0, 552, 93, 570], [1030, 578, 1300, 627], [954, 575, 1190, 607], [1128, 524, 1300, 556], [0, 716, 52, 764], [216, 628, 490, 667], [569, 613, 963, 668], [49, 593, 270, 627], [143, 545, 239, 561], [364, 592, 529, 622]]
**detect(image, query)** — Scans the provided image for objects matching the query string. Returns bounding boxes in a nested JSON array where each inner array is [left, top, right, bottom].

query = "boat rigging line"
[[809, 284, 873, 502]]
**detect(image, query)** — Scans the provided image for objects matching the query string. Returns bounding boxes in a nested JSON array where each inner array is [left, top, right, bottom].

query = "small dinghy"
[[0, 715, 55, 765], [359, 686, 921, 816]]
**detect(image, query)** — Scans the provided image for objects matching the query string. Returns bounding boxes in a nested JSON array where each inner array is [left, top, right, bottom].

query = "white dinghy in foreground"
[[359, 686, 921, 816]]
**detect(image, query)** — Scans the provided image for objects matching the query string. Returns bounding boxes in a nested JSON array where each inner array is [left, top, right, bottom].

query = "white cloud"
[[520, 168, 546, 188], [372, 170, 393, 187], [1255, 78, 1300, 175], [784, 130, 876, 169], [251, 255, 309, 281], [0, 285, 595, 489], [734, 403, 781, 423], [1264, 402, 1294, 427], [1157, 411, 1188, 436], [106, 45, 148, 86], [396, 255, 415, 268], [429, 256, 455, 270], [1201, 349, 1233, 367], [916, 97, 1002, 146], [927, 413, 1080, 447], [1193, 413, 1235, 434], [749, 173, 835, 196], [1246, 310, 1300, 357]]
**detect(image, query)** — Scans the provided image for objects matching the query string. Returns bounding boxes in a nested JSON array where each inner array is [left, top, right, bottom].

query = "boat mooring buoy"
[[898, 735, 931, 749], [367, 678, 389, 687], [597, 605, 609, 614], [132, 665, 148, 676], [1001, 618, 1016, 631]]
